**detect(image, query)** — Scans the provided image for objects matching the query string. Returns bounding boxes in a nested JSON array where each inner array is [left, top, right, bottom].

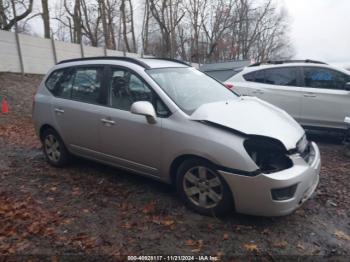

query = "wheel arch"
[[39, 124, 60, 141], [169, 154, 221, 187]]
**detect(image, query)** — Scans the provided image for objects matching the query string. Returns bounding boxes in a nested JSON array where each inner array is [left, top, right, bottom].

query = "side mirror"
[[345, 82, 350, 91], [130, 101, 157, 124]]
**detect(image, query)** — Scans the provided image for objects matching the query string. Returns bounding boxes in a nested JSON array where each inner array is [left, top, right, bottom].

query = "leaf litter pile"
[[0, 73, 349, 258]]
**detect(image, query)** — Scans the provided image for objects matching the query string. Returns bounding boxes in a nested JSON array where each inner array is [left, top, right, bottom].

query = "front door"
[[98, 67, 163, 176]]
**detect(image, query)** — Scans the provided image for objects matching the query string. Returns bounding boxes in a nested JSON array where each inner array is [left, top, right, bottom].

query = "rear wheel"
[[176, 158, 233, 216], [42, 128, 70, 167]]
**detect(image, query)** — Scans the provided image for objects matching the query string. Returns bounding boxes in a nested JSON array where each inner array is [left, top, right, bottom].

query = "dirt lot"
[[0, 73, 349, 260]]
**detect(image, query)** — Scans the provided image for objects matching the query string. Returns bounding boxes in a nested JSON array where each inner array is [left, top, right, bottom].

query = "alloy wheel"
[[44, 134, 61, 162], [183, 166, 223, 208]]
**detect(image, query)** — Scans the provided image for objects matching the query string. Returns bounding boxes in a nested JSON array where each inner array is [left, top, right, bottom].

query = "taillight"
[[224, 83, 234, 90]]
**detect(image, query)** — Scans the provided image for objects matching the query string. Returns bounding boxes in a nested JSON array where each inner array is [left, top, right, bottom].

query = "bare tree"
[[4, 0, 293, 61], [0, 0, 33, 31], [79, 0, 97, 46], [41, 0, 50, 38], [120, 0, 136, 52], [185, 0, 208, 62], [201, 0, 235, 61], [149, 0, 185, 58], [141, 0, 150, 55]]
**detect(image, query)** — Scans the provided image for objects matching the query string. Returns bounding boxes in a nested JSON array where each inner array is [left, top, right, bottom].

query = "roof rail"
[[57, 56, 151, 69], [143, 57, 191, 67], [249, 59, 327, 67]]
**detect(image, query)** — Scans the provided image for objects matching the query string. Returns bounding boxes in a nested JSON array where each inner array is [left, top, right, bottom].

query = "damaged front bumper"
[[219, 142, 321, 216]]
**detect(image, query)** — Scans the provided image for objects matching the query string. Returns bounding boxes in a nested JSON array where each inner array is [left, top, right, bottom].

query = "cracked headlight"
[[244, 137, 293, 174]]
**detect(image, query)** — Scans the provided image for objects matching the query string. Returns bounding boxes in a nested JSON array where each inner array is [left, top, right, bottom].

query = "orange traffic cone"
[[1, 98, 8, 114]]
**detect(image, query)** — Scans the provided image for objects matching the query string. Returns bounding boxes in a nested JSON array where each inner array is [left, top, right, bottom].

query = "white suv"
[[225, 60, 350, 132]]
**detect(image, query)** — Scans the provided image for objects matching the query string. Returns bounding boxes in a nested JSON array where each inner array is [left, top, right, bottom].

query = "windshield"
[[147, 67, 238, 114]]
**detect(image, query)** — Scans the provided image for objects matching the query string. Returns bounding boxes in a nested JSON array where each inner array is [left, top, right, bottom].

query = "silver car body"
[[225, 62, 350, 130], [33, 58, 321, 216]]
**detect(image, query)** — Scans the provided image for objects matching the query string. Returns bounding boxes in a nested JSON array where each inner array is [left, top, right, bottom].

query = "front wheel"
[[176, 158, 233, 216]]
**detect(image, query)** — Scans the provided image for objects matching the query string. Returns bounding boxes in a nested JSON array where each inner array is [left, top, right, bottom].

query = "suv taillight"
[[224, 83, 234, 90]]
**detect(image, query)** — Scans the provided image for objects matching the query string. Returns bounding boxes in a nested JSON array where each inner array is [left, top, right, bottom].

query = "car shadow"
[[306, 130, 345, 145]]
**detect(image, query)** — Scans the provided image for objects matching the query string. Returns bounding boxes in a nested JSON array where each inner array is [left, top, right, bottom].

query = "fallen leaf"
[[272, 240, 288, 248], [185, 239, 196, 246], [223, 233, 229, 240], [161, 219, 175, 226], [142, 202, 156, 214], [297, 243, 305, 250], [334, 230, 350, 241], [27, 221, 41, 234], [121, 222, 133, 229], [243, 243, 259, 252]]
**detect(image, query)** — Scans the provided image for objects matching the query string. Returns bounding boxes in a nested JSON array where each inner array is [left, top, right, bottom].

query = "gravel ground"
[[0, 73, 349, 260]]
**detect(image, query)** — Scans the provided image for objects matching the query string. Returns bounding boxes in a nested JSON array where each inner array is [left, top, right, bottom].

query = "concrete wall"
[[0, 30, 141, 75], [0, 30, 22, 73], [0, 30, 198, 75]]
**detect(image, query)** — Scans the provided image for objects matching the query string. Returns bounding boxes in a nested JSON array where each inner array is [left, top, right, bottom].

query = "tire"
[[41, 128, 70, 167], [176, 158, 233, 216]]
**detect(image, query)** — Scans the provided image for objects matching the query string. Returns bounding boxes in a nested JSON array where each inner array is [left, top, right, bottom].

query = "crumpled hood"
[[189, 96, 304, 150]]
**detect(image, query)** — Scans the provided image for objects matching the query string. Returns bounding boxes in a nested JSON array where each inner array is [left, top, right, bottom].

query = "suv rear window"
[[265, 68, 297, 86], [244, 67, 298, 86], [243, 70, 265, 83]]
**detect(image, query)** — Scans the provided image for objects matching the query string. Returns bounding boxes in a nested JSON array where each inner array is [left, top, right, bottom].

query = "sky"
[[282, 0, 350, 67], [28, 0, 350, 68]]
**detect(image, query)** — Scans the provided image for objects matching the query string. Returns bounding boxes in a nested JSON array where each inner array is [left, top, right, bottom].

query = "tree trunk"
[[127, 0, 136, 52], [73, 0, 82, 44], [120, 0, 131, 52], [41, 0, 50, 38]]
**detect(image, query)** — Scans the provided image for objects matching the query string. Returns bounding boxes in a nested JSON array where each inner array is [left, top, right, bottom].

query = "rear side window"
[[71, 67, 104, 104], [45, 69, 74, 99], [265, 68, 298, 86], [303, 67, 349, 90], [243, 70, 265, 83], [46, 70, 65, 91]]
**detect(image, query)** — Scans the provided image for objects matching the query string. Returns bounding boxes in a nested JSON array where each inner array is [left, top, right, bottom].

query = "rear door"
[[241, 67, 302, 121], [300, 66, 350, 129], [51, 65, 108, 154]]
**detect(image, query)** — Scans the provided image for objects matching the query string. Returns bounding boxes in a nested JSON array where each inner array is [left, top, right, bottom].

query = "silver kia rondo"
[[32, 57, 321, 216]]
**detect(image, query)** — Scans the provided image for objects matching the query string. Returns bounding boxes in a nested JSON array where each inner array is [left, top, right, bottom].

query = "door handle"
[[303, 93, 316, 98], [101, 118, 115, 125], [252, 89, 264, 94], [54, 108, 64, 114]]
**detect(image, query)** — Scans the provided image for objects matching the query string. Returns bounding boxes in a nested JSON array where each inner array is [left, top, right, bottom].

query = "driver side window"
[[109, 68, 153, 111], [109, 68, 170, 117]]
